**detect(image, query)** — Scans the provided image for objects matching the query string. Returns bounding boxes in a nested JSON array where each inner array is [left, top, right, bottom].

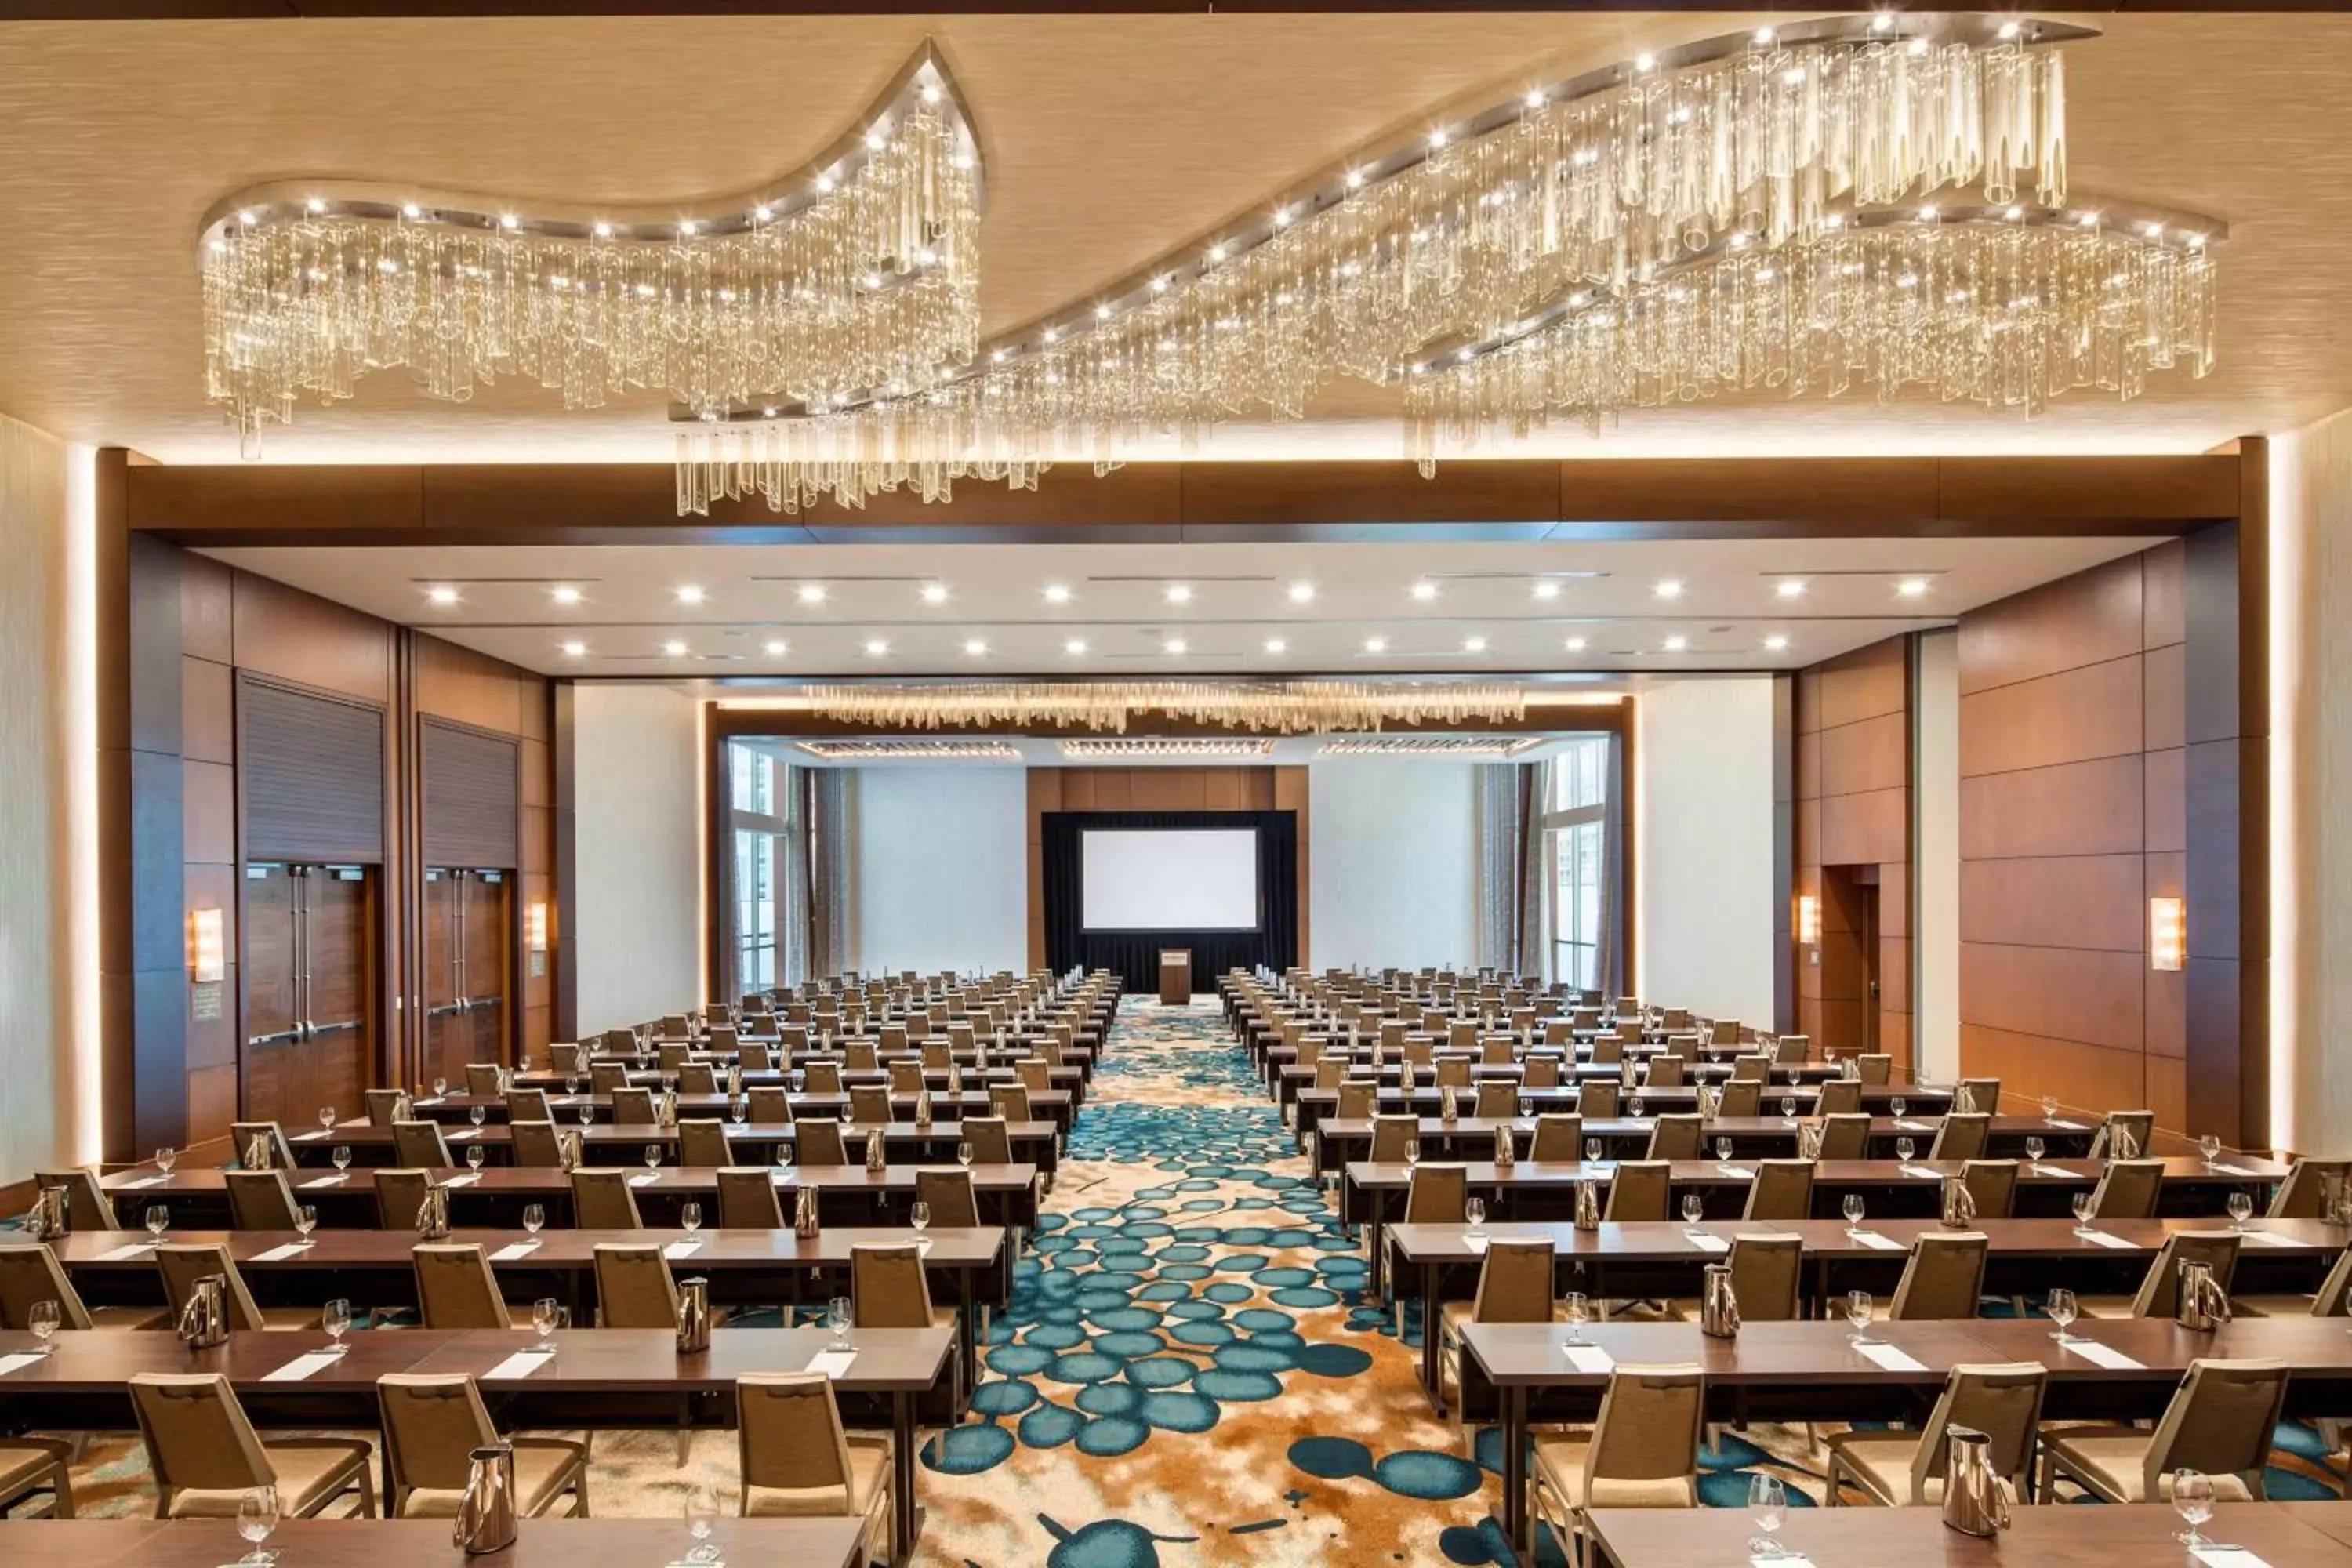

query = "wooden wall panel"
[[1958, 756, 2143, 861], [1958, 657, 2146, 778], [1958, 855, 2145, 952], [230, 573, 394, 702], [1956, 553, 2145, 695], [1275, 766, 1310, 967]]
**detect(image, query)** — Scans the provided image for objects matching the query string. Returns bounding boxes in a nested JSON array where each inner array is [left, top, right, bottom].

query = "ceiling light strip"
[[792, 680, 1526, 735], [795, 740, 1022, 761], [1059, 739, 1277, 758], [1322, 736, 1546, 758]]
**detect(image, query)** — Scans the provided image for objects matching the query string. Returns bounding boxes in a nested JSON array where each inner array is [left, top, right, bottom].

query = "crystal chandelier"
[[680, 13, 2190, 515], [200, 46, 981, 455], [788, 681, 1529, 735]]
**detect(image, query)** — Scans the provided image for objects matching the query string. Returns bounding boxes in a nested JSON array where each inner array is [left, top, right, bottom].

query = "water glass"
[[318, 1106, 336, 1134], [1403, 1140, 1421, 1170], [28, 1299, 60, 1354], [144, 1203, 169, 1242], [644, 1144, 662, 1171], [731, 1097, 749, 1127], [2072, 1192, 2096, 1234], [2173, 1468, 2216, 1547], [1715, 1138, 1733, 1163], [681, 1200, 703, 1235], [2042, 1094, 2060, 1123], [1896, 1137, 1916, 1163], [1682, 1193, 1706, 1226], [2024, 1136, 2046, 1163], [533, 1297, 560, 1350], [826, 1294, 853, 1346], [1748, 1473, 1787, 1558], [1563, 1291, 1589, 1344], [2046, 1287, 2079, 1342], [523, 1203, 546, 1237], [1465, 1197, 1486, 1239], [470, 1103, 488, 1129], [156, 1145, 177, 1177], [433, 1076, 448, 1099], [1630, 1094, 1646, 1118], [323, 1298, 352, 1352], [332, 1145, 352, 1174], [1890, 1097, 1907, 1120], [1780, 1096, 1797, 1122], [1584, 1138, 1603, 1165], [295, 1204, 318, 1244], [2227, 1191, 2256, 1229], [685, 1484, 721, 1565], [956, 1142, 975, 1168], [1843, 1194, 1865, 1229], [579, 1105, 596, 1130], [2200, 1134, 2222, 1166], [1845, 1290, 1875, 1345], [911, 1200, 932, 1244], [466, 1145, 485, 1172], [567, 1076, 583, 1099], [236, 1484, 280, 1567]]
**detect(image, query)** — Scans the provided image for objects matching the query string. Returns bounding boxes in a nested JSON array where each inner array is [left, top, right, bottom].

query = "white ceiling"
[[201, 535, 2163, 678]]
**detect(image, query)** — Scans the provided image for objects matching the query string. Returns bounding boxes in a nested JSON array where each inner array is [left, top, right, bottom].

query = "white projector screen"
[[1081, 829, 1260, 932]]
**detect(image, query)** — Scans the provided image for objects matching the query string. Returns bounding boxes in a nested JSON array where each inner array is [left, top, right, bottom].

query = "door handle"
[[247, 1029, 303, 1047]]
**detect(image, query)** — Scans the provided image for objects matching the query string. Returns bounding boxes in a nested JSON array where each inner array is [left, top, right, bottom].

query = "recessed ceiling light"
[[764, 639, 788, 656], [1287, 583, 1316, 604], [1165, 584, 1193, 604], [1265, 637, 1287, 654], [963, 638, 988, 656], [1044, 583, 1071, 604], [1531, 581, 1562, 601], [1063, 637, 1087, 655], [663, 640, 688, 657], [1655, 579, 1684, 600], [1410, 582, 1438, 601], [1776, 579, 1806, 599], [1163, 637, 1188, 654], [1463, 636, 1488, 653], [1664, 635, 1689, 652], [1564, 637, 1588, 652], [1363, 636, 1388, 653], [863, 638, 888, 656], [425, 586, 459, 607], [797, 584, 827, 604], [1765, 635, 1791, 652], [551, 585, 583, 606], [920, 583, 949, 604], [674, 585, 706, 605], [560, 640, 586, 658], [1897, 578, 1930, 597]]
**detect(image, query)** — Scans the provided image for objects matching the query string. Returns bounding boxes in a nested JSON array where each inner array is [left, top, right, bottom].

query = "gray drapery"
[[1593, 734, 1625, 999], [781, 763, 812, 987], [1474, 760, 1551, 976], [1516, 761, 1547, 978], [805, 768, 851, 979]]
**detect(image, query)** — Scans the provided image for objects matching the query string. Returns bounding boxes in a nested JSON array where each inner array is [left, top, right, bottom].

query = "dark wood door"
[[243, 863, 372, 1131], [1857, 882, 1881, 1056], [422, 869, 466, 1091], [422, 868, 510, 1087], [462, 872, 510, 1065]]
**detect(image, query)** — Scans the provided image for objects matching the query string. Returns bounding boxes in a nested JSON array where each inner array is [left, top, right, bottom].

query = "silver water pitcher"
[[416, 1183, 451, 1240], [2176, 1258, 2233, 1330], [1494, 1127, 1516, 1169], [1953, 1084, 1977, 1116], [865, 1127, 888, 1172], [915, 1091, 934, 1128], [946, 1063, 964, 1097], [1940, 1178, 1977, 1229], [1619, 1056, 1637, 1090], [1699, 1262, 1740, 1338], [1940, 1426, 2011, 1537], [454, 1443, 518, 1554], [176, 1274, 229, 1348], [727, 1062, 743, 1098], [1798, 1122, 1824, 1161], [676, 1276, 712, 1352], [558, 1130, 583, 1172], [1439, 1089, 1458, 1126], [658, 1088, 679, 1129], [1842, 1055, 1862, 1082], [1573, 1178, 1601, 1232], [244, 1131, 274, 1171], [793, 1183, 822, 1238], [27, 1185, 66, 1239], [1698, 1083, 1720, 1121]]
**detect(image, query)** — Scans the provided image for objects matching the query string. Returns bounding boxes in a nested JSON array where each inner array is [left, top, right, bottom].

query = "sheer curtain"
[[805, 768, 851, 980], [781, 762, 811, 987], [1475, 759, 1552, 975]]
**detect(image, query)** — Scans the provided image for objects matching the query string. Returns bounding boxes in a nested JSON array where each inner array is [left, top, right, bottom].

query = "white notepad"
[[252, 1243, 309, 1261], [490, 1242, 542, 1261], [449, 1127, 480, 1140], [2194, 1549, 2274, 1568], [1751, 1556, 1815, 1568], [1893, 1119, 1933, 1132], [0, 1354, 44, 1378], [2061, 1337, 2144, 1370], [485, 1350, 554, 1380], [2212, 1163, 2261, 1177], [1899, 1164, 1943, 1179], [805, 1349, 858, 1379], [1717, 1164, 1754, 1178], [299, 1174, 347, 1189], [2240, 1229, 2300, 1247], [663, 1240, 704, 1258], [295, 1129, 329, 1141], [441, 1173, 482, 1189], [1849, 1230, 1905, 1251], [1562, 1345, 1615, 1374], [2050, 1118, 2086, 1130], [120, 1175, 168, 1189], [2029, 1163, 2072, 1177], [2078, 1229, 2138, 1250], [628, 1173, 659, 1187], [96, 1242, 157, 1261], [415, 1097, 445, 1106], [1462, 1235, 1490, 1254], [263, 1352, 342, 1382], [1853, 1341, 1928, 1372], [1683, 1231, 1731, 1254]]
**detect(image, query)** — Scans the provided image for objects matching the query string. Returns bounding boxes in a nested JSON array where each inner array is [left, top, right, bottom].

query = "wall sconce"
[[525, 902, 551, 955], [2150, 896, 2186, 971], [188, 907, 226, 984], [1796, 895, 1820, 948]]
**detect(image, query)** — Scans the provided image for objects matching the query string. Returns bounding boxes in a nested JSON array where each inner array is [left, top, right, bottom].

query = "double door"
[[423, 867, 510, 1089], [243, 863, 372, 1127]]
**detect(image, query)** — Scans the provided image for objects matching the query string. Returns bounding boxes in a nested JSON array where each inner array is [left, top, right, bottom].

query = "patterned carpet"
[[27, 1000, 2345, 1559]]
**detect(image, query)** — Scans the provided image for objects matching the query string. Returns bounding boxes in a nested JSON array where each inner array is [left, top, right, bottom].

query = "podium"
[[1158, 949, 1192, 1005]]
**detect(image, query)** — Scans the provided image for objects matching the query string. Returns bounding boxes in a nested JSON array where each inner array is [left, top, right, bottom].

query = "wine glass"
[[144, 1203, 169, 1244], [532, 1297, 560, 1352], [470, 1103, 488, 1130], [956, 1142, 975, 1169], [2041, 1094, 2059, 1124], [1845, 1289, 1875, 1345], [1747, 1473, 1788, 1559], [155, 1145, 177, 1177], [681, 1200, 703, 1236], [1465, 1197, 1486, 1240], [1889, 1096, 1907, 1120], [1843, 1193, 1866, 1232], [1404, 1139, 1421, 1171], [523, 1203, 546, 1238], [2046, 1287, 2079, 1343], [2172, 1468, 2216, 1548], [1896, 1137, 1917, 1163], [332, 1145, 352, 1175], [731, 1096, 749, 1127], [235, 1484, 280, 1568], [2200, 1134, 2222, 1167], [1630, 1094, 1646, 1118], [28, 1299, 60, 1355], [579, 1104, 596, 1131], [322, 1298, 352, 1354], [826, 1294, 853, 1347], [2072, 1192, 2096, 1236], [318, 1106, 336, 1135], [1715, 1138, 1733, 1163], [1780, 1095, 1797, 1123], [1584, 1138, 1603, 1165], [2024, 1136, 2046, 1165], [644, 1144, 662, 1173], [466, 1145, 485, 1173], [911, 1200, 932, 1250], [2227, 1191, 2256, 1231], [1682, 1193, 1706, 1226], [295, 1204, 318, 1246], [1563, 1291, 1589, 1345], [566, 1074, 583, 1100], [433, 1076, 448, 1101], [684, 1483, 720, 1565]]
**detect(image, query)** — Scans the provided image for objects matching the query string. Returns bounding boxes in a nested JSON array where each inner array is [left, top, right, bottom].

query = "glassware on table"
[[1584, 1138, 1603, 1165], [2024, 1136, 2046, 1164], [1780, 1096, 1797, 1122], [731, 1097, 749, 1127], [332, 1145, 352, 1174], [294, 1205, 318, 1245], [910, 1200, 932, 1248], [1896, 1137, 1917, 1163], [826, 1295, 853, 1346], [644, 1144, 662, 1172], [234, 1483, 280, 1567], [2173, 1468, 2216, 1548], [1842, 1194, 1866, 1230], [1682, 1193, 1706, 1226], [2200, 1134, 2223, 1167], [1890, 1097, 1907, 1120], [523, 1203, 546, 1237], [567, 1076, 583, 1100], [1562, 1291, 1589, 1344], [1630, 1094, 1646, 1118], [532, 1298, 561, 1351], [1714, 1138, 1733, 1163], [1845, 1290, 1876, 1345], [433, 1076, 448, 1100], [681, 1200, 703, 1236], [2046, 1287, 2079, 1343], [1747, 1472, 1788, 1559], [156, 1146, 177, 1177], [2227, 1191, 2256, 1230], [684, 1483, 721, 1565], [322, 1298, 352, 1353], [144, 1203, 169, 1242], [318, 1106, 336, 1134], [470, 1103, 488, 1129], [28, 1299, 60, 1354], [579, 1105, 596, 1130], [1465, 1197, 1486, 1240], [2071, 1193, 2096, 1235], [1403, 1140, 1421, 1171], [2041, 1094, 2059, 1123], [956, 1142, 975, 1168]]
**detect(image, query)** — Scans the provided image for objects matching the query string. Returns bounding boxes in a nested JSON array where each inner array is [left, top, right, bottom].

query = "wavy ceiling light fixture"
[[199, 45, 982, 458], [785, 681, 1529, 735], [679, 13, 2225, 516]]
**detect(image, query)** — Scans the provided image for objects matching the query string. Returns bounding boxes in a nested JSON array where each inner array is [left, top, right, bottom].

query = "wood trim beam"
[[4, 1, 2330, 16]]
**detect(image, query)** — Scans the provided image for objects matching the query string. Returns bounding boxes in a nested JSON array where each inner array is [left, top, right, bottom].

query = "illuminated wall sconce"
[[1796, 895, 1821, 948], [188, 907, 226, 984], [2150, 896, 2186, 971], [525, 902, 551, 955]]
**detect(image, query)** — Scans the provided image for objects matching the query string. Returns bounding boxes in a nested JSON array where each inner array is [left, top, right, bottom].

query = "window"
[[735, 827, 778, 989], [727, 742, 794, 993], [1542, 735, 1612, 991]]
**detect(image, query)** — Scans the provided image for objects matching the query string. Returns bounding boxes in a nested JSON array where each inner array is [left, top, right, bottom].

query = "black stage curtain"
[[1040, 811, 1298, 992]]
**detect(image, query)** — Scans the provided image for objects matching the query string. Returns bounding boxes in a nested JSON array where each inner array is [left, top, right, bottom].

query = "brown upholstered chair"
[[570, 1168, 643, 1229], [154, 1243, 318, 1329], [377, 1372, 586, 1519], [1529, 1364, 1706, 1562], [0, 1241, 166, 1330], [717, 1167, 786, 1229], [1828, 1363, 2046, 1506], [223, 1168, 303, 1231], [735, 1371, 891, 1557], [411, 1242, 512, 1329], [1887, 1231, 1989, 1320], [1604, 1161, 1671, 1222], [129, 1371, 375, 1519], [2039, 1358, 2289, 1503]]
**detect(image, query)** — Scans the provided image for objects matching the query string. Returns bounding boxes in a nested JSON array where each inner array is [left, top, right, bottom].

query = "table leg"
[[1420, 1260, 1440, 1407], [960, 1269, 979, 1394], [1502, 1384, 1529, 1556], [891, 1388, 917, 1566]]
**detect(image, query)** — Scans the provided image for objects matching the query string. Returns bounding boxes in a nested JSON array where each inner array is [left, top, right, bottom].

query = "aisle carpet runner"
[[43, 1000, 2343, 1562]]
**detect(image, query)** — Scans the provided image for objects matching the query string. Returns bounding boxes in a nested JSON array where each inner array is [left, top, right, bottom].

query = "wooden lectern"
[[1158, 949, 1192, 1005]]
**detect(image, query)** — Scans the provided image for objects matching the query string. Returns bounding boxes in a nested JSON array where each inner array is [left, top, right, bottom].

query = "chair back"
[[503, 1088, 552, 1124], [155, 1243, 274, 1331], [1729, 1054, 1770, 1083], [1529, 1114, 1584, 1162], [1336, 1082, 1377, 1121], [795, 1119, 848, 1167], [366, 1089, 412, 1127], [1586, 1365, 1706, 1502], [680, 1063, 720, 1096], [844, 1041, 880, 1073], [1773, 1035, 1811, 1065], [989, 1085, 1032, 1122], [0, 1242, 96, 1329], [1603, 1160, 1671, 1222], [1481, 1039, 1515, 1067], [510, 1120, 565, 1168], [736, 1372, 860, 1512], [571, 1168, 643, 1229], [1370, 1116, 1418, 1163], [850, 1241, 935, 1328], [1577, 1080, 1621, 1119], [1471, 1238, 1555, 1323], [2310, 1246, 2352, 1317], [1932, 1112, 1991, 1162], [128, 1373, 274, 1496], [1314, 1059, 1347, 1092], [740, 1043, 775, 1073], [1726, 1232, 1804, 1320], [2090, 1109, 2157, 1160], [1522, 1057, 1561, 1090], [1402, 1164, 1469, 1224], [609, 1087, 658, 1127], [1475, 1082, 1519, 1120], [749, 1087, 793, 1123], [1714, 1080, 1761, 1119], [1855, 1054, 1892, 1085], [2146, 1359, 2291, 1493], [1910, 1363, 2049, 1498], [1436, 1059, 1472, 1091], [592, 1242, 680, 1328], [412, 1242, 511, 1328], [590, 1063, 630, 1097], [1957, 1077, 2003, 1115], [548, 1043, 582, 1075], [377, 1373, 499, 1501], [1740, 1160, 1814, 1221], [1643, 1056, 1685, 1089], [392, 1120, 453, 1169], [1960, 1159, 2020, 1218], [915, 1167, 980, 1229], [2129, 1232, 2242, 1318], [465, 1064, 504, 1099], [1889, 1231, 1989, 1319], [1646, 1114, 1702, 1161], [963, 1116, 1013, 1164], [1816, 1113, 1871, 1160], [803, 1062, 844, 1095], [2267, 1157, 2352, 1219], [1016, 1060, 1053, 1094], [375, 1168, 435, 1230], [888, 1062, 925, 1095], [680, 1120, 733, 1167], [231, 1122, 296, 1171], [1813, 1079, 1860, 1116], [224, 1169, 302, 1231], [717, 1167, 786, 1229], [2089, 1158, 2166, 1220]]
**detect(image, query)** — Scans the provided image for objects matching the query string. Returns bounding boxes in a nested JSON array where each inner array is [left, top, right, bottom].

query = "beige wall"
[[0, 414, 95, 1185], [2270, 408, 2352, 1156]]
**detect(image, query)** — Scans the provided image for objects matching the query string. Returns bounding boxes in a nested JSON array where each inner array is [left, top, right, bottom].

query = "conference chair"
[[1854, 1054, 1892, 1086], [230, 1121, 298, 1171], [610, 1087, 659, 1127], [888, 1062, 925, 1096], [0, 1438, 73, 1518], [1370, 1116, 1419, 1164], [2086, 1158, 2166, 1221], [1589, 1034, 1624, 1067], [795, 1120, 849, 1167], [1482, 1038, 1516, 1067], [1437, 1238, 1556, 1422], [916, 1167, 980, 1229], [1814, 1079, 1861, 1116], [1523, 1057, 1562, 1090], [1930, 1112, 1991, 1162], [503, 1088, 552, 1124], [593, 1243, 684, 1328], [597, 1029, 636, 1056], [1577, 1081, 1621, 1119], [851, 1241, 956, 1332], [224, 1168, 303, 1231], [750, 1087, 793, 1123], [1816, 1113, 1872, 1160], [848, 1086, 895, 1124], [1713, 1080, 1762, 1119], [571, 1168, 643, 1229], [2268, 1157, 2352, 1218], [2089, 1110, 2157, 1160], [2038, 1358, 2290, 1504], [462, 1065, 502, 1099], [1642, 1056, 1684, 1089], [1436, 1059, 1473, 1093], [376, 1169, 436, 1231], [989, 1084, 1033, 1123], [2082, 1231, 2242, 1321], [735, 1372, 891, 1559], [739, 1043, 775, 1073], [1961, 1159, 2020, 1219], [1335, 1082, 1378, 1122], [547, 1043, 582, 1076], [1887, 1232, 1989, 1320], [1740, 1160, 1814, 1221], [129, 1372, 376, 1519], [155, 1243, 319, 1329], [1827, 1363, 2047, 1507], [590, 1063, 630, 1097], [1728, 1054, 1771, 1083], [717, 1167, 786, 1229], [1529, 1364, 1706, 1566], [1955, 1077, 2004, 1116], [1646, 1115, 1703, 1162], [376, 1373, 587, 1519], [1475, 1082, 1520, 1120], [0, 1241, 166, 1330], [1604, 1162, 1672, 1223], [2239, 1244, 2352, 1320], [844, 1041, 880, 1073], [962, 1116, 1014, 1165], [1016, 1059, 1054, 1095], [365, 1089, 412, 1127], [680, 1063, 720, 1096], [1448, 1020, 1479, 1051], [33, 1167, 117, 1232], [804, 1062, 844, 1095], [1530, 1114, 1584, 1162], [1709, 1020, 1740, 1047], [680, 1120, 734, 1167], [1717, 1232, 1803, 1322], [510, 1120, 567, 1169], [1403, 1039, 1436, 1068], [412, 1243, 512, 1329], [1314, 1059, 1348, 1092], [392, 1120, 454, 1169], [1771, 1035, 1812, 1065], [658, 1045, 690, 1077]]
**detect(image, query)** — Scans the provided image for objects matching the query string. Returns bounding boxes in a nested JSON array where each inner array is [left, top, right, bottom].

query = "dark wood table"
[[275, 1115, 1063, 1173], [1298, 1094, 2042, 1148], [1586, 1502, 2352, 1568], [0, 1518, 875, 1568], [508, 1061, 1090, 1103]]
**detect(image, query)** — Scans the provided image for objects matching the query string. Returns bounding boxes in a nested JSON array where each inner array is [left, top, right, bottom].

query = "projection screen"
[[1080, 828, 1260, 931]]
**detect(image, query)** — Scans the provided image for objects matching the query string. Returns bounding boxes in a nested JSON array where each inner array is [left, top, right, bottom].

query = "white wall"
[[1636, 678, 1777, 1024], [572, 685, 702, 1032], [850, 768, 1026, 975], [1309, 759, 1478, 969], [1915, 630, 1962, 1080]]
